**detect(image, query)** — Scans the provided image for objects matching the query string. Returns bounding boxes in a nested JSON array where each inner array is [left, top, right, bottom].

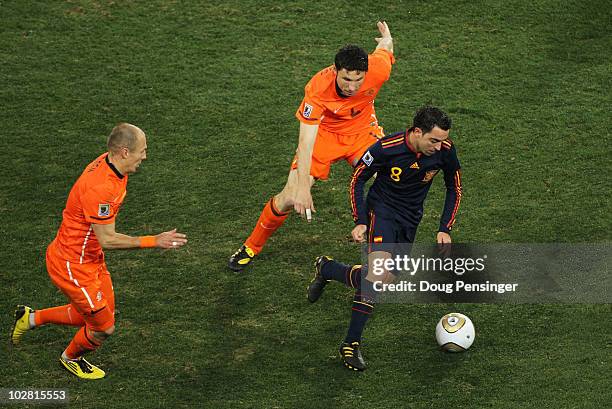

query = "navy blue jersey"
[[349, 130, 462, 233]]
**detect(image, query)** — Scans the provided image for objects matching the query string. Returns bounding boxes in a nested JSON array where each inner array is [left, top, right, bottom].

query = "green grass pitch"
[[1, 1, 610, 408]]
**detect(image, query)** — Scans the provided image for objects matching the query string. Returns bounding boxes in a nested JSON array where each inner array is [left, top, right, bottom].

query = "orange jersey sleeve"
[[52, 153, 128, 264], [81, 182, 124, 225], [367, 48, 395, 82], [295, 67, 335, 125], [295, 49, 395, 135]]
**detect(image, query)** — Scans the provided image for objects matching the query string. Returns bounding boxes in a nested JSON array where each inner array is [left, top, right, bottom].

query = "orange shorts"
[[291, 127, 381, 180], [46, 243, 115, 332]]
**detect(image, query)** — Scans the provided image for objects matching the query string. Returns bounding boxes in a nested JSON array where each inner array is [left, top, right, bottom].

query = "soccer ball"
[[435, 313, 475, 352]]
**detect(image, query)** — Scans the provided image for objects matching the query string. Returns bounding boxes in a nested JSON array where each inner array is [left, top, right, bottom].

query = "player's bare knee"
[[276, 178, 299, 210], [274, 191, 293, 212], [275, 169, 315, 213], [92, 325, 115, 342], [380, 271, 396, 285], [366, 268, 394, 284], [368, 252, 394, 282], [104, 325, 115, 336], [91, 331, 107, 342]]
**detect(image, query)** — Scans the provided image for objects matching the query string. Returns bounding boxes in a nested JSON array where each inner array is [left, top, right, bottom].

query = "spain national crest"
[[422, 169, 439, 183]]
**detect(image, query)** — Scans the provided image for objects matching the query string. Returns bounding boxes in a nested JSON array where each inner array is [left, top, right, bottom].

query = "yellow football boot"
[[228, 245, 256, 272], [11, 305, 34, 345], [60, 356, 106, 380]]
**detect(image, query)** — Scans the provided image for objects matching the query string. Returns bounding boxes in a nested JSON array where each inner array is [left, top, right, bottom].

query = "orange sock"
[[245, 198, 290, 254], [35, 305, 85, 327], [65, 326, 101, 359]]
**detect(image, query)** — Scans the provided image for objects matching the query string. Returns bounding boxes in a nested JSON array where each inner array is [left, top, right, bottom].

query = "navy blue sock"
[[321, 260, 362, 288], [345, 279, 376, 343]]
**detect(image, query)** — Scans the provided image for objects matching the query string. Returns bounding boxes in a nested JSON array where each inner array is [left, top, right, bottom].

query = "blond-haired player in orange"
[[10, 123, 187, 380], [229, 21, 394, 271]]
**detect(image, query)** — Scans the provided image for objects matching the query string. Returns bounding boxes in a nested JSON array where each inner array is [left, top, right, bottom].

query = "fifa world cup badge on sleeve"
[[362, 151, 374, 166], [303, 103, 313, 118], [98, 204, 111, 217]]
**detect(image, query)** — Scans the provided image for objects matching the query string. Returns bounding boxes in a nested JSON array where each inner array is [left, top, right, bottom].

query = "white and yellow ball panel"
[[435, 313, 475, 352]]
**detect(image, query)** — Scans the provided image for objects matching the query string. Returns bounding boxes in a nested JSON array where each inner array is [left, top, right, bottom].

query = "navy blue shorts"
[[367, 209, 417, 254]]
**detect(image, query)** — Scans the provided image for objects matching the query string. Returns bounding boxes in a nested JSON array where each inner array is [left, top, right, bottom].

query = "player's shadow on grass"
[[188, 253, 356, 407]]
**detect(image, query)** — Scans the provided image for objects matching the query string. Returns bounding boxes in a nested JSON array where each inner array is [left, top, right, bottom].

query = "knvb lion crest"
[[422, 169, 440, 183]]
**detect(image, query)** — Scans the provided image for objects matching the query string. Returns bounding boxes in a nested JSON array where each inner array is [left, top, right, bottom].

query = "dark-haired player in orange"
[[10, 123, 187, 380], [229, 21, 395, 271]]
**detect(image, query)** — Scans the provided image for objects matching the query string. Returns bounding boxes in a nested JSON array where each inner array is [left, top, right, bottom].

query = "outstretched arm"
[[375, 21, 393, 54], [92, 223, 187, 249]]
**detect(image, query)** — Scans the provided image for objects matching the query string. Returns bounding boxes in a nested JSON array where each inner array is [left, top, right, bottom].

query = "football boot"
[[60, 356, 105, 380], [307, 256, 332, 303], [339, 341, 367, 371], [11, 305, 34, 345], [228, 245, 256, 272]]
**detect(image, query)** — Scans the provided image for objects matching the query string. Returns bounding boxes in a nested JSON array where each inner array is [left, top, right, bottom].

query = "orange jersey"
[[52, 153, 128, 264], [296, 48, 395, 135]]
